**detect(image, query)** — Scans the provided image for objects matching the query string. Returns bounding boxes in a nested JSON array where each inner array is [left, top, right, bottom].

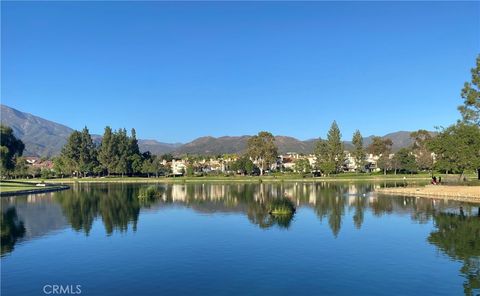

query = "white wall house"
[[171, 159, 187, 175]]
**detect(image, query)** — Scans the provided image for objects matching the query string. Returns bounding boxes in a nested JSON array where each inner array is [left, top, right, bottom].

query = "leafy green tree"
[[53, 156, 68, 178], [161, 153, 173, 162], [314, 139, 336, 176], [458, 54, 480, 126], [428, 123, 480, 179], [294, 158, 311, 174], [186, 165, 195, 177], [392, 148, 417, 174], [29, 166, 41, 178], [327, 121, 345, 173], [130, 154, 143, 175], [246, 131, 278, 175], [0, 125, 25, 176], [59, 127, 98, 177], [410, 130, 434, 173], [352, 129, 366, 172], [13, 157, 28, 178], [231, 156, 255, 175], [141, 158, 154, 177], [153, 157, 167, 177], [368, 137, 393, 175]]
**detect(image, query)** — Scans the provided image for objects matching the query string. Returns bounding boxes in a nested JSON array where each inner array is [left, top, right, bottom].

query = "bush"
[[138, 185, 163, 200], [268, 198, 296, 215]]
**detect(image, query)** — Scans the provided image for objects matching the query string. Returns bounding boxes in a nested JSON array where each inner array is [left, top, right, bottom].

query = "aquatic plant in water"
[[268, 197, 296, 215], [138, 185, 163, 200]]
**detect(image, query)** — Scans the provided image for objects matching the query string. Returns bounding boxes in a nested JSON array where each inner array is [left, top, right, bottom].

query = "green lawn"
[[0, 181, 67, 194], [9, 172, 478, 185], [0, 181, 41, 192], [11, 173, 448, 184]]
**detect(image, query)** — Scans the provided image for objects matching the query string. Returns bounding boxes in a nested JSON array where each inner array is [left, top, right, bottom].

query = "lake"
[[1, 182, 479, 296]]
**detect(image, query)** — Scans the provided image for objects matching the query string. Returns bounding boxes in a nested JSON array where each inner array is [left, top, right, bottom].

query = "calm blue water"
[[1, 182, 479, 296]]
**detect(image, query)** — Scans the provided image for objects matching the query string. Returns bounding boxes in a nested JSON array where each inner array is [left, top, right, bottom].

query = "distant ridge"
[[1, 104, 427, 157], [0, 105, 180, 157]]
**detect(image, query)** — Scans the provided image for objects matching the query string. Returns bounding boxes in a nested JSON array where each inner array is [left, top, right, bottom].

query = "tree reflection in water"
[[51, 183, 480, 238], [2, 182, 479, 295], [54, 183, 140, 235], [428, 212, 480, 296], [1, 207, 26, 256]]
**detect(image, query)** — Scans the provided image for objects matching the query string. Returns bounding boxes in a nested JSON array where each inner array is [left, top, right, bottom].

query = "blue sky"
[[2, 1, 479, 143]]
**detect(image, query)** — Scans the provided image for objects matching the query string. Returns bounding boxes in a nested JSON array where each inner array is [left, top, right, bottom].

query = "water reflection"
[[2, 182, 479, 250], [1, 207, 26, 255], [1, 182, 479, 295], [428, 212, 480, 296], [54, 184, 140, 235]]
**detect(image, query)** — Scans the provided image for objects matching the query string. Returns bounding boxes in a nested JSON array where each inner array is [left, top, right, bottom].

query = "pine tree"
[[60, 130, 82, 176], [78, 127, 97, 177], [98, 126, 116, 176], [114, 128, 130, 177], [327, 121, 344, 173], [352, 130, 366, 172], [314, 138, 335, 176]]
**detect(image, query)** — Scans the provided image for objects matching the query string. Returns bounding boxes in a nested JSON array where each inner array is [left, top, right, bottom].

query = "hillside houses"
[[164, 150, 394, 176]]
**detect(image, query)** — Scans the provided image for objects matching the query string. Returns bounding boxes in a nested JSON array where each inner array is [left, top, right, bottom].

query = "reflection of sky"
[[2, 204, 468, 296], [1, 194, 68, 242]]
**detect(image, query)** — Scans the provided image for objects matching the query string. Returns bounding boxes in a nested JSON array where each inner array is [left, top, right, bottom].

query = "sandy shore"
[[375, 185, 480, 203]]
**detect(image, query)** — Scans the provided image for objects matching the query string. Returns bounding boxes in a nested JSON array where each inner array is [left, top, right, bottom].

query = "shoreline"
[[14, 175, 433, 184], [375, 185, 480, 204], [0, 184, 70, 197]]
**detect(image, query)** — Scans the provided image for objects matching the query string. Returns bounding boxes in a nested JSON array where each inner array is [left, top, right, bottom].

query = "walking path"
[[375, 185, 480, 203]]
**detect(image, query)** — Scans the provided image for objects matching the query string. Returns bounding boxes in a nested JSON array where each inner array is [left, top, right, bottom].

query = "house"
[[171, 159, 187, 176]]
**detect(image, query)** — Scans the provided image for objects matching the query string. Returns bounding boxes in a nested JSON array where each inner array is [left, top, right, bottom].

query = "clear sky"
[[2, 1, 479, 143]]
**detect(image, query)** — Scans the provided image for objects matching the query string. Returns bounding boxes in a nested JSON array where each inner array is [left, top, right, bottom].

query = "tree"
[[368, 137, 393, 175], [13, 157, 28, 178], [78, 127, 97, 177], [352, 130, 366, 172], [410, 130, 434, 173], [246, 131, 278, 175], [114, 128, 130, 177], [141, 158, 154, 178], [0, 125, 25, 176], [152, 157, 167, 177], [98, 126, 116, 176], [232, 157, 255, 175], [160, 153, 173, 162], [130, 154, 143, 175], [60, 130, 83, 176], [392, 148, 417, 174], [53, 156, 68, 178], [458, 54, 480, 126], [428, 123, 480, 179], [314, 139, 336, 176], [327, 121, 344, 173], [294, 158, 311, 174], [59, 127, 97, 177]]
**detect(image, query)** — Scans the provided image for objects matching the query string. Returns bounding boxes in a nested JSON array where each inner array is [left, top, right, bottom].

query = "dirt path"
[[375, 185, 480, 203]]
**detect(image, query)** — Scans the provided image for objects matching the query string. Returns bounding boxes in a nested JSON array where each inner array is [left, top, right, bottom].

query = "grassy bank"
[[10, 173, 461, 184], [0, 181, 70, 196]]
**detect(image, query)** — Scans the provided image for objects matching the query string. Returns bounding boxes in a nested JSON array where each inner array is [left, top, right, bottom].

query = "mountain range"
[[1, 104, 423, 157]]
